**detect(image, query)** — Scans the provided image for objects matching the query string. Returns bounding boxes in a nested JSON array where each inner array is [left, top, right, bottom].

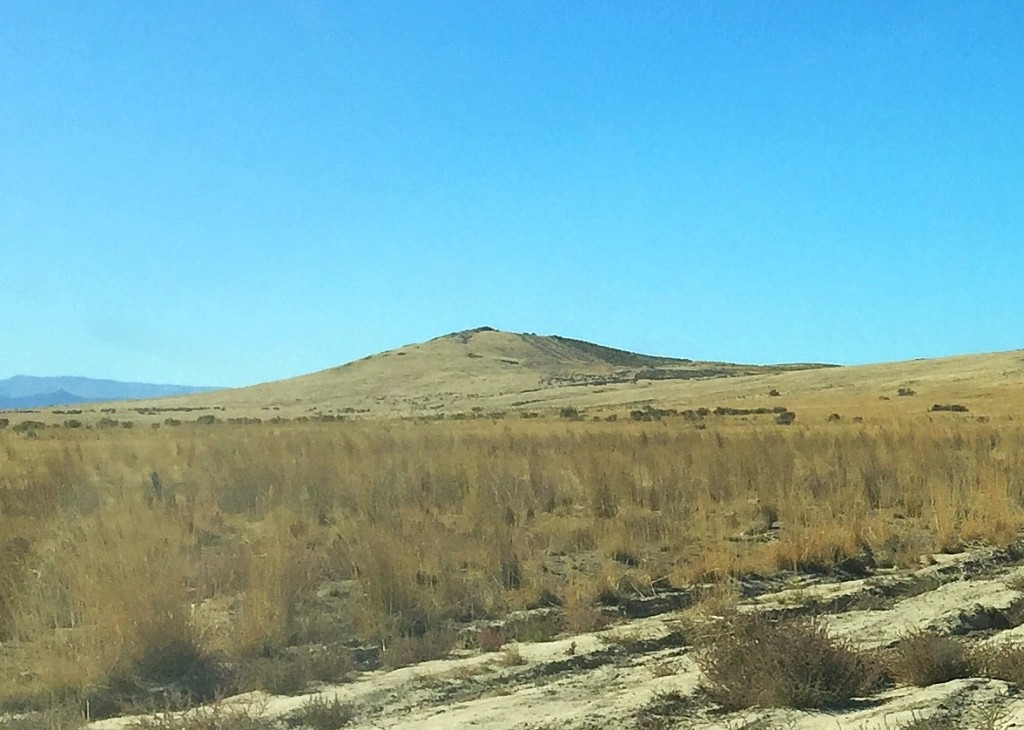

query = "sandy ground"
[[77, 542, 1024, 730]]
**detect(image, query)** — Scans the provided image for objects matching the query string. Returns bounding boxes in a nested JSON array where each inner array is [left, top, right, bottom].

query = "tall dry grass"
[[0, 414, 1021, 713]]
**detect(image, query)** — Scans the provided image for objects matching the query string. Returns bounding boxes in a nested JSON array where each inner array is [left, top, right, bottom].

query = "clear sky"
[[3, 2, 1022, 387]]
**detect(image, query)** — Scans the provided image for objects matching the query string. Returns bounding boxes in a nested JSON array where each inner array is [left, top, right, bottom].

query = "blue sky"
[[3, 2, 1022, 386]]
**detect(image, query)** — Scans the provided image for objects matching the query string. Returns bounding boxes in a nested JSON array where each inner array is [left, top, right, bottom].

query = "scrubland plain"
[[3, 331, 1024, 727], [2, 411, 1023, 721]]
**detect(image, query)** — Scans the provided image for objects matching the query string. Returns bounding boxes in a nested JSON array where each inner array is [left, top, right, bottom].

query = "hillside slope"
[[15, 329, 1024, 424], [155, 327, 829, 416]]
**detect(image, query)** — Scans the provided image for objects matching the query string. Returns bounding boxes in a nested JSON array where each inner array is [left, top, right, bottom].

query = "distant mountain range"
[[0, 376, 220, 410]]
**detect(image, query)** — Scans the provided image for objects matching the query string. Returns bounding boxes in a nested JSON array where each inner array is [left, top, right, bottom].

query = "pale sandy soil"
[[80, 543, 1024, 730]]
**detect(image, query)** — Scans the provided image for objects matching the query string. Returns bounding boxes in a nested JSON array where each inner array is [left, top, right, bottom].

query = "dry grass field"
[[3, 331, 1024, 727]]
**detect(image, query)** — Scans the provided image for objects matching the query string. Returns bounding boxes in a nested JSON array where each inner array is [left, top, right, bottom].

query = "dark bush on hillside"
[[63, 419, 83, 429], [694, 613, 883, 710], [930, 404, 969, 413], [768, 389, 781, 397], [898, 387, 916, 397], [12, 420, 45, 433], [195, 415, 217, 425], [828, 413, 842, 422], [775, 411, 797, 425], [626, 407, 675, 423], [714, 406, 788, 417], [633, 406, 677, 420], [559, 407, 581, 420], [0, 418, 8, 429]]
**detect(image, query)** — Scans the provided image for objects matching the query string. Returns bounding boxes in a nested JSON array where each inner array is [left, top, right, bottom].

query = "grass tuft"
[[694, 612, 884, 710], [126, 701, 269, 730], [888, 632, 973, 686], [293, 695, 356, 730], [969, 641, 1024, 687]]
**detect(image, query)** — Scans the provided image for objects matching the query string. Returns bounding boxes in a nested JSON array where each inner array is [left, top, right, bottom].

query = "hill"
[[0, 375, 219, 410], [149, 326, 832, 417], [14, 328, 1024, 424]]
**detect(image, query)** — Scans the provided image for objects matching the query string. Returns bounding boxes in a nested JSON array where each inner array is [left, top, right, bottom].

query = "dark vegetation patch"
[[694, 613, 885, 710], [291, 695, 356, 729], [630, 406, 678, 421], [713, 406, 789, 417], [887, 633, 974, 686], [629, 690, 703, 730], [969, 642, 1024, 687], [775, 410, 797, 425]]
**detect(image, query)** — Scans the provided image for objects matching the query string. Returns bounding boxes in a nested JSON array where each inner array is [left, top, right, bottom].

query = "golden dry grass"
[[2, 408, 1024, 716]]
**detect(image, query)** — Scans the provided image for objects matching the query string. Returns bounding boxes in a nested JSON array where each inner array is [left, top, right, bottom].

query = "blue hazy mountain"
[[0, 376, 220, 409]]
